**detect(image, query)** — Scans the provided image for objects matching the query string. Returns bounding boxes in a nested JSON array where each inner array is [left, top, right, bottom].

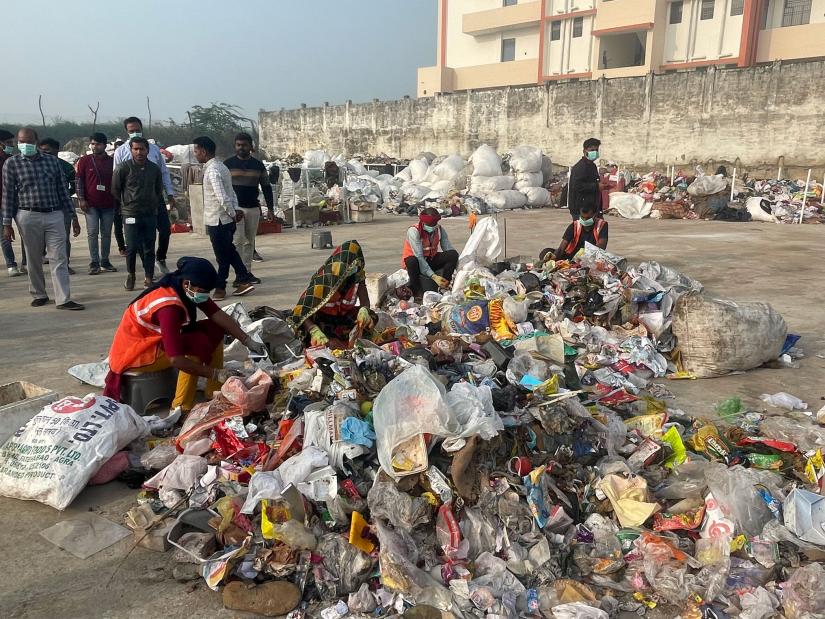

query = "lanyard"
[[89, 155, 106, 186]]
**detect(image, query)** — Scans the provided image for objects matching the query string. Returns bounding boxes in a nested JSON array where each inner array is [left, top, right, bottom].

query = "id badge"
[[96, 184, 106, 191], [125, 217, 136, 225]]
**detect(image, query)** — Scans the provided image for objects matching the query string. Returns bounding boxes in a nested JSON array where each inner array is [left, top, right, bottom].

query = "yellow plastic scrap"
[[730, 535, 747, 553], [624, 413, 667, 438], [535, 374, 559, 396], [804, 449, 824, 485], [666, 370, 697, 380], [348, 511, 376, 554], [632, 592, 657, 609], [661, 426, 687, 469], [598, 474, 661, 528]]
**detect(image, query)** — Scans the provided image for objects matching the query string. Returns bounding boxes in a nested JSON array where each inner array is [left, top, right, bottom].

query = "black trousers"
[[156, 200, 171, 261], [124, 214, 157, 278], [207, 220, 250, 290], [113, 205, 126, 251], [404, 250, 459, 297]]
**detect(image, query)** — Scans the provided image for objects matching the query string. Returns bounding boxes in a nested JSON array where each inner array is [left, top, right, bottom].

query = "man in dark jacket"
[[568, 137, 607, 220], [112, 137, 164, 290]]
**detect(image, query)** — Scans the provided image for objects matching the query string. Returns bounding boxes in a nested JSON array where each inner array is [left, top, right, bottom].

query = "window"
[[501, 38, 516, 62], [700, 0, 714, 19], [550, 21, 561, 40], [670, 0, 683, 23], [782, 0, 811, 26], [730, 0, 744, 15], [503, 0, 518, 5], [572, 16, 583, 37]]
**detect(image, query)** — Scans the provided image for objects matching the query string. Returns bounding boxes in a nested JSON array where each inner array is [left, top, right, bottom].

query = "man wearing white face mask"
[[568, 137, 608, 221], [1, 127, 83, 309]]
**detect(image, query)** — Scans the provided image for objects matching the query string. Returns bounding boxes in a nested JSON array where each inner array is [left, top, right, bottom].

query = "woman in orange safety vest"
[[401, 207, 459, 300], [103, 256, 266, 413]]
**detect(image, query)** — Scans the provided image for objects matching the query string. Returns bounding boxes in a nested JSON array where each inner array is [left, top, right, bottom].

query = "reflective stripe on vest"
[[322, 284, 359, 316], [401, 227, 441, 267], [565, 220, 605, 256]]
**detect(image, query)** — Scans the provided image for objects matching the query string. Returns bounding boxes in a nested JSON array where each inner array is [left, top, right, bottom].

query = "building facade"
[[418, 0, 825, 95]]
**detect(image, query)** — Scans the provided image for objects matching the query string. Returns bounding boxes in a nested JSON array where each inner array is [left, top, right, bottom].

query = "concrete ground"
[[0, 209, 823, 617]]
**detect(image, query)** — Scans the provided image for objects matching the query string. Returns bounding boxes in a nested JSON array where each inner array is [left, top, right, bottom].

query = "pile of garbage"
[[608, 167, 825, 224], [5, 220, 825, 618]]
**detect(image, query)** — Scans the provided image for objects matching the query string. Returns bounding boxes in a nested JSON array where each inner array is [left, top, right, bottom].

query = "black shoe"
[[57, 300, 85, 311], [124, 273, 136, 291], [252, 250, 263, 262], [67, 266, 76, 275], [89, 265, 101, 275], [100, 262, 118, 272], [31, 297, 50, 307], [247, 274, 261, 285]]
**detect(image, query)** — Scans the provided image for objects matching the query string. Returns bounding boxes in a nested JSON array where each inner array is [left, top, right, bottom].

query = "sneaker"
[[57, 300, 85, 311], [233, 282, 255, 296], [252, 250, 263, 262], [156, 260, 169, 275], [100, 262, 118, 272], [124, 273, 136, 291], [31, 297, 50, 307], [89, 265, 101, 275], [67, 265, 76, 275], [143, 276, 153, 288], [7, 266, 21, 277], [213, 288, 227, 301], [247, 273, 262, 285]]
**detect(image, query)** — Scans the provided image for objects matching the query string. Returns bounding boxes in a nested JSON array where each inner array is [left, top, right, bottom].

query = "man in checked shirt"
[[1, 127, 84, 310]]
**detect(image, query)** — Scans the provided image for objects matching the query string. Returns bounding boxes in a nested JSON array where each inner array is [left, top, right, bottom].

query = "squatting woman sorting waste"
[[103, 256, 266, 412], [288, 240, 375, 349]]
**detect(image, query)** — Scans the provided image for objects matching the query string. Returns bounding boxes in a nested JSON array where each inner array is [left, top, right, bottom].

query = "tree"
[[188, 102, 257, 141]]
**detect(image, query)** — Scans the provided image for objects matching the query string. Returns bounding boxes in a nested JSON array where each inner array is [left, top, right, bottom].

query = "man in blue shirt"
[[113, 116, 176, 274]]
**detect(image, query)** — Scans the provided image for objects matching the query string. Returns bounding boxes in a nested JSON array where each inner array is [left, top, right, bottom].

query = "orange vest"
[[320, 283, 359, 317], [401, 227, 441, 267], [565, 219, 606, 256], [108, 287, 187, 373]]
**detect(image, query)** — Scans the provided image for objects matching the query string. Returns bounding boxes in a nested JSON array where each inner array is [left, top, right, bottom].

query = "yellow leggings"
[[131, 346, 223, 412]]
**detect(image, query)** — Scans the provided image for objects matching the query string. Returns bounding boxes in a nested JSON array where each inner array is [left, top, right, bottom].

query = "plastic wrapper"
[[220, 370, 272, 413], [704, 463, 784, 537], [144, 455, 207, 492], [759, 391, 807, 411], [760, 416, 825, 452], [446, 382, 504, 440], [375, 521, 453, 611], [781, 563, 825, 619], [460, 506, 497, 560], [367, 480, 431, 529], [551, 603, 608, 619]]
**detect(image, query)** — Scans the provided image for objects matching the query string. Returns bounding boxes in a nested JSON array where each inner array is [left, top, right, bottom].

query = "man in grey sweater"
[[112, 137, 163, 290]]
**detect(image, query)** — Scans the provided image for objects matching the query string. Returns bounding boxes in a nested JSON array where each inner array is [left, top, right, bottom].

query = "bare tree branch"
[[88, 102, 100, 132], [38, 95, 46, 129], [146, 96, 152, 133]]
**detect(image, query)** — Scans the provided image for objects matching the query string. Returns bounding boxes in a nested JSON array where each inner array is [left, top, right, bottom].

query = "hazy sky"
[[2, 0, 436, 124]]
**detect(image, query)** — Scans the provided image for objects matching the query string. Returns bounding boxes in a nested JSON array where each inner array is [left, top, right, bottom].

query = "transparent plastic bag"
[[372, 365, 458, 479], [781, 563, 825, 619], [460, 507, 497, 560], [760, 392, 807, 411], [446, 383, 504, 440], [221, 369, 273, 413], [367, 481, 431, 530], [705, 463, 783, 537]]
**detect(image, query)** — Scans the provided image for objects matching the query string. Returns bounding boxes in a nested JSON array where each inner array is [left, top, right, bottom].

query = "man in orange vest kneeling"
[[401, 207, 459, 301], [102, 256, 266, 413], [542, 198, 609, 263]]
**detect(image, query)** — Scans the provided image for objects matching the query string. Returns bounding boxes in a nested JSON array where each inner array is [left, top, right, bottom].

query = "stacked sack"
[[510, 145, 550, 207], [395, 154, 468, 203], [468, 144, 525, 210]]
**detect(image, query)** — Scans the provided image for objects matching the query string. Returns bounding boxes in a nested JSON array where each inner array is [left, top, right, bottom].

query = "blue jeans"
[[85, 207, 115, 267], [1, 223, 26, 268]]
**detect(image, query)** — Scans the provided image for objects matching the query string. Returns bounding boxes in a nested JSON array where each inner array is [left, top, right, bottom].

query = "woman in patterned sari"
[[288, 240, 375, 348]]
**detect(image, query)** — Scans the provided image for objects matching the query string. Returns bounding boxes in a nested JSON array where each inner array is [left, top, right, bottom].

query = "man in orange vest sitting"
[[401, 207, 459, 300], [102, 256, 266, 413], [544, 199, 609, 262]]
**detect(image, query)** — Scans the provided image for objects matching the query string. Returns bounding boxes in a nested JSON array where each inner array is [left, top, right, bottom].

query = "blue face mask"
[[185, 285, 210, 304], [579, 217, 594, 227], [128, 132, 143, 139], [586, 150, 599, 161], [18, 143, 36, 157], [3, 146, 13, 155], [422, 224, 436, 233]]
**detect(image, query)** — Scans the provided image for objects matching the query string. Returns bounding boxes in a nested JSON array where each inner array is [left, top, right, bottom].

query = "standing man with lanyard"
[[2, 127, 84, 310], [113, 117, 176, 274], [224, 132, 273, 284], [76, 132, 117, 275]]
